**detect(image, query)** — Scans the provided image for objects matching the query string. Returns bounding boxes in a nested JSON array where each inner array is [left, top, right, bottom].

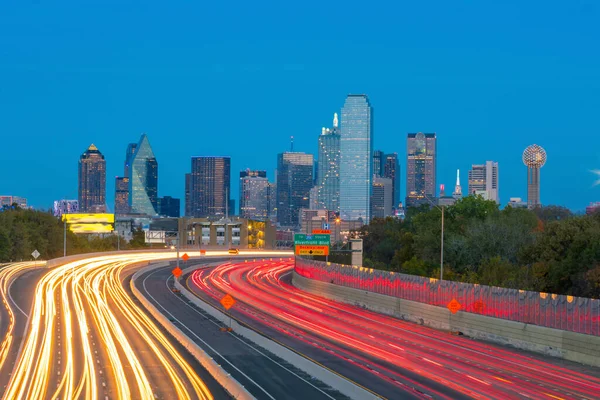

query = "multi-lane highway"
[[185, 258, 600, 400], [0, 254, 230, 400]]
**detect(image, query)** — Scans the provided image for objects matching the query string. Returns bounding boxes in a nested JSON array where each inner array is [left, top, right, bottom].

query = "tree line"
[[356, 196, 600, 298], [0, 205, 147, 262]]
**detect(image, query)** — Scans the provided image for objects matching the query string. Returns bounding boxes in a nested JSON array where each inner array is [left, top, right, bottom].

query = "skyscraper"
[[317, 113, 341, 212], [383, 153, 401, 208], [128, 134, 158, 216], [523, 144, 547, 209], [467, 161, 499, 203], [406, 132, 436, 207], [114, 177, 130, 215], [158, 196, 180, 218], [188, 157, 231, 218], [124, 143, 137, 178], [276, 152, 313, 227], [452, 169, 463, 200], [371, 177, 393, 218], [78, 144, 106, 213], [239, 169, 269, 220], [340, 94, 373, 221], [373, 150, 384, 177]]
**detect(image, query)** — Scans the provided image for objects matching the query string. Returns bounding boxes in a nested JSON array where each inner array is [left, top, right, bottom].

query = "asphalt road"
[[136, 260, 349, 400]]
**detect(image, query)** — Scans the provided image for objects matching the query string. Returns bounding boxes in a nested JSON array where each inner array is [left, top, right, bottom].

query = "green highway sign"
[[294, 234, 330, 246]]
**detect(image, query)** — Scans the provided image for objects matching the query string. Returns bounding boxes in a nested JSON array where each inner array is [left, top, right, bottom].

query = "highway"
[[136, 259, 350, 400], [187, 258, 600, 400], [0, 253, 230, 400]]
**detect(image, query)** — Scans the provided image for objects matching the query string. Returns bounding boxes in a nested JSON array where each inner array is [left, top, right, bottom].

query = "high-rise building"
[[187, 157, 231, 218], [373, 150, 384, 177], [158, 196, 180, 218], [371, 176, 393, 218], [78, 144, 106, 213], [239, 169, 269, 220], [114, 177, 130, 215], [406, 132, 436, 207], [267, 181, 277, 223], [340, 94, 373, 221], [317, 113, 341, 212], [523, 144, 547, 209], [467, 161, 499, 203], [128, 134, 158, 216], [124, 143, 137, 178], [185, 173, 192, 217], [453, 169, 463, 200], [383, 153, 401, 208], [276, 152, 313, 227]]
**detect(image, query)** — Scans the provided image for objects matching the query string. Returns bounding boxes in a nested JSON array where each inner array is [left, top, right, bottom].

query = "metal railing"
[[295, 258, 600, 336]]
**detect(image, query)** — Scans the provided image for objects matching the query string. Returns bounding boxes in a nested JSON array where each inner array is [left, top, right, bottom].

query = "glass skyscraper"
[[317, 113, 341, 212], [340, 94, 373, 222], [188, 156, 231, 218], [78, 144, 106, 213], [276, 152, 313, 227], [384, 153, 401, 208], [128, 134, 158, 216], [239, 170, 269, 220], [406, 132, 436, 207]]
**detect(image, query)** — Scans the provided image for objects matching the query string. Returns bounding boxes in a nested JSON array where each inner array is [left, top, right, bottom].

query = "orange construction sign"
[[312, 229, 331, 234], [172, 266, 182, 278], [220, 294, 236, 310], [447, 299, 461, 314], [181, 253, 190, 262]]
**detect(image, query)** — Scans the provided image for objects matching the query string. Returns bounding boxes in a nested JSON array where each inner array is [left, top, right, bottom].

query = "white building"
[[468, 161, 499, 203]]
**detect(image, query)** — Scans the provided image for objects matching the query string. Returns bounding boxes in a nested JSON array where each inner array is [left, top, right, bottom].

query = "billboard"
[[63, 213, 114, 234], [53, 200, 79, 217]]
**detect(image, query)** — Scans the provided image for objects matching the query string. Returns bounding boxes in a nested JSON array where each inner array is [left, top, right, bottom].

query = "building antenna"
[[290, 136, 294, 152]]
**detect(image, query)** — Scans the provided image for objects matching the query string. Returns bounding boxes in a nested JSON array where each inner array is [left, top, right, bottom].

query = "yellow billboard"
[[69, 223, 114, 234], [62, 213, 115, 224]]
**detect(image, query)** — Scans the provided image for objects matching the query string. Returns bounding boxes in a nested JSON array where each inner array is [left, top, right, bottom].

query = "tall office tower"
[[373, 150, 384, 177], [523, 144, 547, 209], [317, 113, 341, 211], [158, 196, 180, 218], [128, 134, 158, 216], [184, 173, 192, 216], [78, 144, 106, 213], [340, 94, 373, 221], [188, 157, 231, 217], [124, 143, 137, 177], [467, 161, 499, 203], [452, 169, 463, 199], [406, 132, 436, 207], [239, 169, 269, 220], [114, 177, 130, 215], [383, 153, 401, 207], [267, 181, 277, 222], [371, 176, 393, 218], [276, 152, 313, 227]]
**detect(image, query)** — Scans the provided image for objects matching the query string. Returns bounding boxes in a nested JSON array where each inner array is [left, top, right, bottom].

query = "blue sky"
[[1, 1, 599, 211]]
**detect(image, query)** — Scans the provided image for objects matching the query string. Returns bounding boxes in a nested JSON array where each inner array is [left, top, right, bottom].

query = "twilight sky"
[[1, 1, 599, 212]]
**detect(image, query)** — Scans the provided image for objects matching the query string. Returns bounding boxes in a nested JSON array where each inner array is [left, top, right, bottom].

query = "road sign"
[[172, 266, 182, 278], [181, 253, 190, 262], [228, 248, 239, 255], [200, 250, 206, 255], [295, 245, 329, 256], [294, 233, 330, 246], [447, 299, 461, 314], [220, 294, 236, 310], [312, 229, 331, 234], [31, 250, 40, 260]]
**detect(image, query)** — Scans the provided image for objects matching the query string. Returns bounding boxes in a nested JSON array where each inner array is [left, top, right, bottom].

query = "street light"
[[423, 195, 445, 281]]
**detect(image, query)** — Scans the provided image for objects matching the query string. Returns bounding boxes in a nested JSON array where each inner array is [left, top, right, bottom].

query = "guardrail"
[[295, 258, 600, 337]]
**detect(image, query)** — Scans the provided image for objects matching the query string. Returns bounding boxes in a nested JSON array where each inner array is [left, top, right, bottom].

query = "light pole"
[[423, 195, 445, 281]]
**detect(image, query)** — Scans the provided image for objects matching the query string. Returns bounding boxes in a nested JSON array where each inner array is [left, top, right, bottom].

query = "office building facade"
[[383, 153, 401, 208], [78, 144, 106, 213], [373, 150, 384, 177], [114, 177, 130, 215], [340, 94, 373, 221], [317, 113, 341, 212], [128, 134, 158, 216], [406, 132, 436, 207], [371, 176, 393, 218], [188, 157, 231, 218], [467, 161, 499, 203], [158, 196, 180, 218], [276, 152, 313, 227], [239, 170, 269, 220]]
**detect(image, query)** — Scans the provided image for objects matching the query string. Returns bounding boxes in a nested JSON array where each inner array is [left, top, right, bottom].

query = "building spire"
[[453, 169, 462, 199], [333, 113, 339, 128], [290, 136, 294, 152]]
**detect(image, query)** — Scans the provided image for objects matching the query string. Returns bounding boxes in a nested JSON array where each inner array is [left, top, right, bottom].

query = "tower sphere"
[[523, 144, 547, 168]]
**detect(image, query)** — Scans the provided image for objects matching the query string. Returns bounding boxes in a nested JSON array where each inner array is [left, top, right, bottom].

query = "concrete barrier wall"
[[175, 266, 380, 400], [292, 271, 600, 367], [130, 262, 256, 400]]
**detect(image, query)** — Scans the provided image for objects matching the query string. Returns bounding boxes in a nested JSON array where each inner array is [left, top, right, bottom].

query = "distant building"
[[178, 217, 276, 249], [452, 169, 463, 200], [114, 177, 130, 215], [187, 156, 231, 218], [53, 199, 78, 217], [468, 161, 499, 203], [383, 153, 401, 208], [373, 150, 384, 177], [158, 196, 180, 218], [309, 186, 319, 210], [128, 134, 158, 216], [185, 173, 192, 217], [586, 202, 600, 215], [276, 152, 313, 228], [239, 170, 269, 220], [406, 132, 436, 208], [438, 185, 457, 207], [317, 113, 341, 212], [0, 196, 28, 209], [523, 144, 547, 209], [340, 94, 373, 221], [507, 197, 528, 208], [371, 177, 393, 218], [78, 144, 106, 213]]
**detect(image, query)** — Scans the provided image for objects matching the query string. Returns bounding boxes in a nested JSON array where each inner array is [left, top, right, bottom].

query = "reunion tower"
[[522, 144, 547, 209]]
